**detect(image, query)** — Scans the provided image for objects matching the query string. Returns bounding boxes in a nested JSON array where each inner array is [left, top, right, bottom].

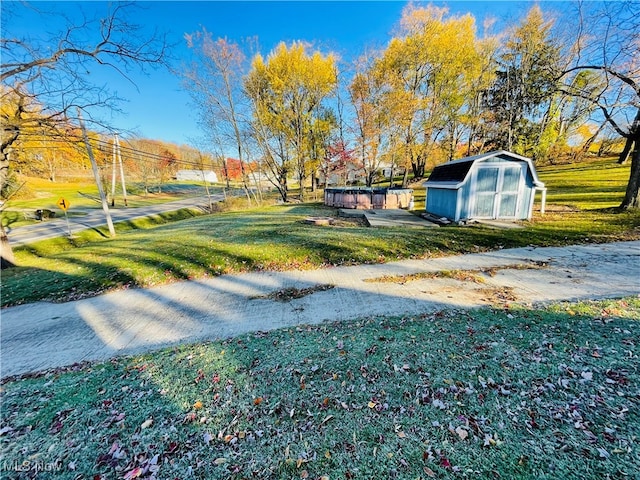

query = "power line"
[[12, 132, 222, 169]]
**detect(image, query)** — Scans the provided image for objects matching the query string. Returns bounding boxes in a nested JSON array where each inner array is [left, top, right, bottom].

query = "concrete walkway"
[[2, 241, 639, 379]]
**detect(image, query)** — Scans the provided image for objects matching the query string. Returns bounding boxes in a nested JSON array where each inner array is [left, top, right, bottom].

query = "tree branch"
[[560, 65, 640, 96]]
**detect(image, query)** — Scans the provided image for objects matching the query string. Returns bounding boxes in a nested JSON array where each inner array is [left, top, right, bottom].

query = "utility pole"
[[77, 108, 116, 237], [111, 135, 117, 206], [115, 133, 128, 206]]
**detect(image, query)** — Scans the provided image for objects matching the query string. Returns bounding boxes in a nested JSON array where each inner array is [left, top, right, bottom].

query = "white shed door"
[[473, 165, 523, 219]]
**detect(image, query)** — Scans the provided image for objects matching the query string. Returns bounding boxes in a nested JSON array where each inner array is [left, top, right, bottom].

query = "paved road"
[[2, 241, 638, 379], [6, 195, 223, 246]]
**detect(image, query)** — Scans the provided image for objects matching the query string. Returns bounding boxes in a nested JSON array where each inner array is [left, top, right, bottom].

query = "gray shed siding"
[[425, 188, 458, 219]]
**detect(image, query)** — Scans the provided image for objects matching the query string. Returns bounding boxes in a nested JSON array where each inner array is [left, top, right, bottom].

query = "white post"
[[115, 134, 128, 206], [63, 210, 72, 237], [111, 136, 117, 206]]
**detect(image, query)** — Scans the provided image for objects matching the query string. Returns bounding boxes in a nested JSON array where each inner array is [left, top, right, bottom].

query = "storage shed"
[[423, 150, 546, 222]]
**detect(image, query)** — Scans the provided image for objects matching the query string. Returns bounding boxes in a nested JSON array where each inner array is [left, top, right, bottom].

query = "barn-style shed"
[[423, 150, 546, 223]]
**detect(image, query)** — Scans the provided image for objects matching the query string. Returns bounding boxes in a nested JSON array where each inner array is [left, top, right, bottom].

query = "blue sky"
[[4, 1, 561, 146]]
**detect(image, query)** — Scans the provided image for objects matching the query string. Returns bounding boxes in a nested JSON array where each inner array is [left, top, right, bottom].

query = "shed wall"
[[517, 169, 536, 218], [425, 188, 458, 219]]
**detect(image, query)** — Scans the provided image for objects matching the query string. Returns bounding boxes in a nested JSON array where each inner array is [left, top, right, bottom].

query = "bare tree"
[[1, 1, 168, 268], [559, 1, 640, 209], [182, 29, 255, 204]]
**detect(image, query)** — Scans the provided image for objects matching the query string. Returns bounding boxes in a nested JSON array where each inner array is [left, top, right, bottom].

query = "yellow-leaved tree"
[[245, 42, 337, 201], [376, 5, 492, 183]]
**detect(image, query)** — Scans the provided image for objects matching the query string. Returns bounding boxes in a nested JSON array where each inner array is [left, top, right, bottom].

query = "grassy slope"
[[3, 158, 639, 307], [1, 299, 638, 479], [1, 159, 639, 479]]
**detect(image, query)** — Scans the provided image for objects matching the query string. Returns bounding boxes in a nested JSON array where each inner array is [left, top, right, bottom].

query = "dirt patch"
[[303, 217, 335, 226], [302, 216, 367, 227], [543, 204, 581, 213], [364, 261, 549, 285], [251, 284, 335, 302], [477, 286, 519, 305]]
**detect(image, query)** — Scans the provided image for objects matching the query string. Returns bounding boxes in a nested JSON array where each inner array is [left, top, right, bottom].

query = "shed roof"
[[427, 159, 474, 182], [424, 150, 545, 188]]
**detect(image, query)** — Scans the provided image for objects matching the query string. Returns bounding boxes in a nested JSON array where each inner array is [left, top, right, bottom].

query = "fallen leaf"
[[165, 441, 179, 454], [432, 399, 446, 410], [424, 466, 436, 477], [140, 418, 153, 429], [214, 457, 227, 465], [193, 401, 203, 409], [455, 427, 469, 440], [123, 467, 142, 480], [254, 397, 263, 405], [581, 371, 593, 381]]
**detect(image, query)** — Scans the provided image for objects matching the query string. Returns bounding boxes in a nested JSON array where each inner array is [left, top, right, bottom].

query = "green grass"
[[537, 158, 632, 210], [1, 298, 638, 479], [2, 157, 640, 307]]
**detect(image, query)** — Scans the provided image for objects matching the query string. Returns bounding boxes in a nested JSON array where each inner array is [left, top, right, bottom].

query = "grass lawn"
[[2, 158, 639, 307], [1, 298, 638, 479], [1, 159, 639, 479]]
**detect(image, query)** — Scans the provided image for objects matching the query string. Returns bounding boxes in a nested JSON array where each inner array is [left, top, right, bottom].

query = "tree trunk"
[[620, 139, 640, 209], [0, 223, 15, 269], [618, 137, 635, 165], [401, 168, 409, 188]]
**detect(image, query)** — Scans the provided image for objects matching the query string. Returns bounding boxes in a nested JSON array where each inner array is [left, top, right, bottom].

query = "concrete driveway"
[[1, 241, 639, 379]]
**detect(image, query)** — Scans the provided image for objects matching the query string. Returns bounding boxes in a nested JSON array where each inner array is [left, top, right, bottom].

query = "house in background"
[[176, 169, 218, 183], [423, 150, 546, 223]]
